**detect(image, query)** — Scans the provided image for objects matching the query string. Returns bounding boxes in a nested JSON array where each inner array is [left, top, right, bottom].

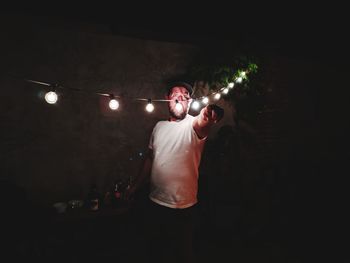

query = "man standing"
[[126, 82, 223, 262]]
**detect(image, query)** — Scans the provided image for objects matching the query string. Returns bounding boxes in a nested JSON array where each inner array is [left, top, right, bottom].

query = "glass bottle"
[[87, 183, 100, 211], [112, 179, 122, 207]]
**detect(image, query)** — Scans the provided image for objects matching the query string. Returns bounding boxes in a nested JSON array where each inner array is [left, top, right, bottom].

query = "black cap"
[[167, 81, 193, 97]]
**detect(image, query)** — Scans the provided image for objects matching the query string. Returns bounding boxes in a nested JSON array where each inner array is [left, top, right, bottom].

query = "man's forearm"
[[193, 113, 214, 139], [193, 104, 224, 139]]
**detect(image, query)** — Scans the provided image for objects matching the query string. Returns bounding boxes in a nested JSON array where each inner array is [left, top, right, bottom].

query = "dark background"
[[1, 6, 349, 262]]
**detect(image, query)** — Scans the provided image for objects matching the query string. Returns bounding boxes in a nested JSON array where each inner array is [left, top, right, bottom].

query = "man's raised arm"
[[193, 104, 224, 139]]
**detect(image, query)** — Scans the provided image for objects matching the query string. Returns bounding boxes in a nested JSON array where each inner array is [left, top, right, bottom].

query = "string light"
[[45, 91, 58, 104], [145, 99, 155, 113], [191, 100, 200, 111], [10, 67, 252, 113], [202, 97, 209, 104], [109, 95, 119, 110], [175, 99, 183, 111]]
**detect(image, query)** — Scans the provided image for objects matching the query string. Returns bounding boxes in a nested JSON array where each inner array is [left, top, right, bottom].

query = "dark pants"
[[143, 199, 197, 263]]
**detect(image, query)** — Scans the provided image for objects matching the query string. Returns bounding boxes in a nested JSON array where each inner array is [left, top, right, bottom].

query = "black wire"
[[3, 73, 243, 102]]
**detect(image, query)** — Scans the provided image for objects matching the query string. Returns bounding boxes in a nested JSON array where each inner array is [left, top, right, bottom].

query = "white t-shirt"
[[148, 114, 206, 208]]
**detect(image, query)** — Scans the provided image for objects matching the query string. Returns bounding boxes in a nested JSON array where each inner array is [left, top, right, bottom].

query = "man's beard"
[[169, 105, 187, 120]]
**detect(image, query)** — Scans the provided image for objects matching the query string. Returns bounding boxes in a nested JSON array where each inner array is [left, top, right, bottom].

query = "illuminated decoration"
[[109, 97, 119, 110], [202, 97, 209, 104], [145, 99, 155, 112], [45, 91, 58, 104], [191, 100, 200, 111], [10, 64, 257, 113], [175, 100, 183, 112]]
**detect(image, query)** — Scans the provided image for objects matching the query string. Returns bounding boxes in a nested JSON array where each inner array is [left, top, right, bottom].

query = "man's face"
[[167, 86, 191, 120]]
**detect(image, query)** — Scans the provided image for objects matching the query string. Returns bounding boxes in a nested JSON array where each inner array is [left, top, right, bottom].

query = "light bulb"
[[223, 88, 229, 94], [214, 93, 221, 100], [109, 99, 119, 110], [45, 91, 58, 104], [145, 102, 154, 112], [191, 100, 200, 111], [175, 101, 183, 111], [236, 77, 243, 83], [240, 71, 246, 77], [228, 82, 234, 88], [202, 97, 209, 104]]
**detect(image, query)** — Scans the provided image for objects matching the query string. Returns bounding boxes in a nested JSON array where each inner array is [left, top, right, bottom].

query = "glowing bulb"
[[145, 102, 154, 112], [109, 99, 119, 110], [240, 71, 246, 77], [223, 88, 229, 94], [202, 97, 209, 104], [236, 77, 243, 83], [214, 93, 221, 100], [191, 100, 200, 111], [175, 101, 183, 111], [228, 82, 234, 88], [45, 91, 58, 104]]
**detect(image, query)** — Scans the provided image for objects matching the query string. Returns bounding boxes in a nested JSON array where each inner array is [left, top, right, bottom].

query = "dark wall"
[[1, 12, 346, 261], [0, 15, 200, 205], [0, 14, 238, 206]]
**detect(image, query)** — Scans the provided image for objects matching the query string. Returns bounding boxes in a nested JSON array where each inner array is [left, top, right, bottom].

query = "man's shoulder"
[[155, 119, 168, 125], [153, 120, 168, 130]]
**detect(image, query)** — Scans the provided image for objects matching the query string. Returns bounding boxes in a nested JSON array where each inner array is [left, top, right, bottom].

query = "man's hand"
[[193, 104, 224, 139], [201, 104, 224, 124]]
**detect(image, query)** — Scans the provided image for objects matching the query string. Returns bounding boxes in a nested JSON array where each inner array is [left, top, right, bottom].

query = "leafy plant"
[[185, 53, 265, 125]]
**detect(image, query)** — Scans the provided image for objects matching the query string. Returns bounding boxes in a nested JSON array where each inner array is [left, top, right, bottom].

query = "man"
[[126, 82, 223, 263]]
